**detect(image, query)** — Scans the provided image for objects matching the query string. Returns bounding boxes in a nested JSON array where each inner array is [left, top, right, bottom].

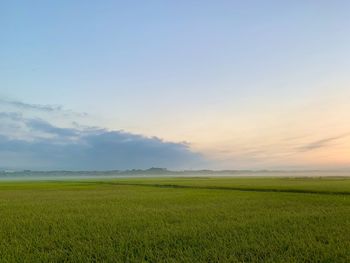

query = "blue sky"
[[1, 1, 350, 170]]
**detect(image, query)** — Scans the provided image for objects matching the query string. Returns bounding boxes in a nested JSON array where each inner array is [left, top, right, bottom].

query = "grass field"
[[0, 177, 349, 262]]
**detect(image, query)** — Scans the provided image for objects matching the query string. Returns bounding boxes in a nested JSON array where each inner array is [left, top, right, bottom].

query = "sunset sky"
[[1, 1, 350, 170]]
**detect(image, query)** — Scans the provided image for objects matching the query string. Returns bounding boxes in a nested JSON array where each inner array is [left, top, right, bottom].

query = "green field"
[[0, 177, 349, 262]]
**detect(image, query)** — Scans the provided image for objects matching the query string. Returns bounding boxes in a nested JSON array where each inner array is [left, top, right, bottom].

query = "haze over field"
[[1, 1, 350, 170]]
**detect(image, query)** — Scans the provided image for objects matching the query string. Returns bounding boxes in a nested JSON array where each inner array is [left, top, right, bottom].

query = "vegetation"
[[0, 176, 349, 262]]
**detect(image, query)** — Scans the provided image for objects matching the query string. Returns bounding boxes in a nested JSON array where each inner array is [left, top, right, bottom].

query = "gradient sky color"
[[1, 1, 350, 170]]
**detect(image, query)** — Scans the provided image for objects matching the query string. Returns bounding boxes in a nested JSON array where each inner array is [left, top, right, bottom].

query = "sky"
[[1, 1, 350, 170]]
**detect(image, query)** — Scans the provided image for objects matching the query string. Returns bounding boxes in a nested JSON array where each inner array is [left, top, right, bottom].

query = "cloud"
[[0, 112, 23, 120], [25, 119, 79, 137], [0, 107, 204, 170], [297, 133, 350, 152], [0, 99, 88, 117], [0, 99, 62, 112]]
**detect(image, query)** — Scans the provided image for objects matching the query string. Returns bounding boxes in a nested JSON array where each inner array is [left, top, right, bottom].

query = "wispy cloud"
[[0, 99, 87, 117], [0, 99, 62, 112], [0, 112, 23, 120], [297, 133, 350, 152]]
